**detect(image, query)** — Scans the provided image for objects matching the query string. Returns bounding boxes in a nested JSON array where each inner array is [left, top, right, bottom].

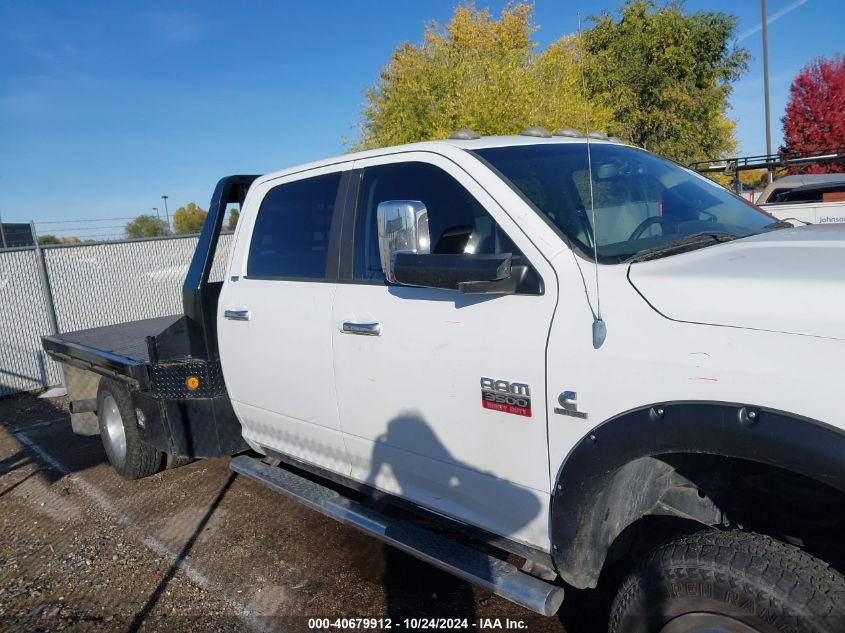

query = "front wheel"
[[610, 530, 845, 633], [97, 378, 163, 479]]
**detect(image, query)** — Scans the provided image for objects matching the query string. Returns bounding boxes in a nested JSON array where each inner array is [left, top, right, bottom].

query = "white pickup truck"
[[757, 174, 845, 226], [43, 131, 845, 632]]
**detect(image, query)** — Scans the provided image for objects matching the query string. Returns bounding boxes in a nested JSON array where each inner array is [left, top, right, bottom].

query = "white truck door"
[[761, 201, 845, 225], [331, 154, 557, 549], [218, 165, 352, 475]]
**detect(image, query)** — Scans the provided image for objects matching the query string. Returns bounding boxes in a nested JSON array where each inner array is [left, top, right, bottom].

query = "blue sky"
[[1, 0, 842, 231]]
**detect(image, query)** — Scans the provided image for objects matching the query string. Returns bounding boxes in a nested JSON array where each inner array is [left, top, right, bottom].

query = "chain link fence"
[[0, 233, 233, 397], [0, 248, 61, 395]]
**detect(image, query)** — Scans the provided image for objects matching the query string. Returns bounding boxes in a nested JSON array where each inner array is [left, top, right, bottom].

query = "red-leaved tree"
[[781, 55, 845, 173]]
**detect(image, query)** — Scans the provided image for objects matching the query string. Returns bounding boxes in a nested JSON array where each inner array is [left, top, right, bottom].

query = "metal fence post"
[[31, 221, 65, 391], [31, 221, 59, 336]]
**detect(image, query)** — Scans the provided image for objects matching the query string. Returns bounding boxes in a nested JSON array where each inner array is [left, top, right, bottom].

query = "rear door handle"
[[224, 309, 251, 321], [341, 321, 382, 336]]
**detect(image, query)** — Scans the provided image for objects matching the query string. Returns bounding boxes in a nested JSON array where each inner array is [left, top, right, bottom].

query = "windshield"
[[473, 143, 773, 263]]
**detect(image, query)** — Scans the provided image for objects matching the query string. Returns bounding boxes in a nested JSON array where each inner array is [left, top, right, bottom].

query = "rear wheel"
[[610, 530, 845, 633], [97, 378, 162, 479]]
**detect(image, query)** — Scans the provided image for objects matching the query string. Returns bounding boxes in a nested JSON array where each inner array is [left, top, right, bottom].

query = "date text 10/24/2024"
[[307, 618, 529, 630]]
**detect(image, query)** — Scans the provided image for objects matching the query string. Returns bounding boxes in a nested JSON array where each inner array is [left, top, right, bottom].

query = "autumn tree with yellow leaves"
[[354, 3, 612, 150], [172, 202, 208, 235]]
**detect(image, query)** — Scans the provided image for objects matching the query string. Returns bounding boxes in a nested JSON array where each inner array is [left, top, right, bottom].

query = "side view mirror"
[[377, 199, 520, 294], [393, 252, 517, 294], [377, 200, 431, 283]]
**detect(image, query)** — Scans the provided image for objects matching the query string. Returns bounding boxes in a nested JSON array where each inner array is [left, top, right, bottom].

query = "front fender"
[[550, 401, 845, 588]]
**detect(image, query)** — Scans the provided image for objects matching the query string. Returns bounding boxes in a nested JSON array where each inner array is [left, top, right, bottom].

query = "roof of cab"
[[256, 134, 614, 185]]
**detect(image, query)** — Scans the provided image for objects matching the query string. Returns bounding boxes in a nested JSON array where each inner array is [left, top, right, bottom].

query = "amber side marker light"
[[186, 376, 200, 390]]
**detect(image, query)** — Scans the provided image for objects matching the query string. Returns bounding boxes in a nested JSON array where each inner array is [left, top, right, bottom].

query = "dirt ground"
[[0, 393, 609, 633]]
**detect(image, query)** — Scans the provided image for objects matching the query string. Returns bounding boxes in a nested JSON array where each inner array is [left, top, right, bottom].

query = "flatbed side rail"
[[41, 336, 146, 386]]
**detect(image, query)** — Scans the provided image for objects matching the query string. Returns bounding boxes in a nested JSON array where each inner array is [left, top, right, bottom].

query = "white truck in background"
[[764, 200, 845, 225], [756, 173, 845, 225], [693, 153, 845, 226], [43, 130, 845, 632]]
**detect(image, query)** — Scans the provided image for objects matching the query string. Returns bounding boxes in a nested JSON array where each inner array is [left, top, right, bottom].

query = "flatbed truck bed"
[[41, 175, 257, 458], [42, 314, 182, 385]]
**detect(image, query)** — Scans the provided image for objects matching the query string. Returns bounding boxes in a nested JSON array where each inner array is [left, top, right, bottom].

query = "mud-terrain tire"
[[609, 529, 845, 633], [97, 378, 162, 479]]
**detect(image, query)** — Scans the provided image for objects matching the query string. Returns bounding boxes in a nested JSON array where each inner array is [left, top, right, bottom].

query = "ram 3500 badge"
[[480, 377, 532, 417]]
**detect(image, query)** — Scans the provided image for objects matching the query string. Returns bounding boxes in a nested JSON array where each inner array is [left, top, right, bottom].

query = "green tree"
[[125, 215, 168, 239], [37, 235, 61, 245], [707, 168, 772, 191], [227, 208, 240, 231], [172, 202, 208, 235], [354, 3, 612, 150], [583, 0, 749, 164]]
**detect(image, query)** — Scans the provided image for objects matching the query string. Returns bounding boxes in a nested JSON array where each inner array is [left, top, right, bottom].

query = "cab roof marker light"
[[554, 128, 584, 138], [520, 127, 552, 138], [449, 128, 481, 140]]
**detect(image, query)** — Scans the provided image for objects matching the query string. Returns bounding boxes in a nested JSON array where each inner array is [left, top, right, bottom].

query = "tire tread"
[[609, 529, 845, 633]]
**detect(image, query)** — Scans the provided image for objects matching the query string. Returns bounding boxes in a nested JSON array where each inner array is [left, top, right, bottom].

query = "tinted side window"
[[247, 172, 341, 279], [353, 162, 519, 281]]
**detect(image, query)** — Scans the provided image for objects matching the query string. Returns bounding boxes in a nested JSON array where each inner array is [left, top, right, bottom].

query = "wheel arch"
[[550, 401, 845, 589]]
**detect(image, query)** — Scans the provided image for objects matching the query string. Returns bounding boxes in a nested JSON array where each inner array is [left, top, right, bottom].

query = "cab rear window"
[[247, 172, 341, 279]]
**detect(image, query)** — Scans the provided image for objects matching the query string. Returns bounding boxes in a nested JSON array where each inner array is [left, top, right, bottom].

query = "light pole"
[[0, 211, 6, 249], [161, 195, 171, 234], [761, 0, 773, 184], [152, 207, 161, 236]]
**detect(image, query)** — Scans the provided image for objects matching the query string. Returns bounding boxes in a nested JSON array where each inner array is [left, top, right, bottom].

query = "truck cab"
[[44, 133, 845, 631]]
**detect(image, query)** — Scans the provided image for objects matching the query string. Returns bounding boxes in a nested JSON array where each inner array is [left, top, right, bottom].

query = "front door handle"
[[341, 321, 382, 336], [224, 309, 251, 321]]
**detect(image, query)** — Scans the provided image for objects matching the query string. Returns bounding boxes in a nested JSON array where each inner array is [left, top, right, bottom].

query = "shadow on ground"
[[0, 392, 107, 484]]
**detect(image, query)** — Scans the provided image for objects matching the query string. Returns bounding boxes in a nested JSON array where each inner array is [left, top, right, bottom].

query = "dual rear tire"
[[97, 378, 189, 479]]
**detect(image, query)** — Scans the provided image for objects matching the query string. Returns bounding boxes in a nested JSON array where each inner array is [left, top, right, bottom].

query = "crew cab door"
[[219, 164, 352, 475], [331, 153, 557, 548]]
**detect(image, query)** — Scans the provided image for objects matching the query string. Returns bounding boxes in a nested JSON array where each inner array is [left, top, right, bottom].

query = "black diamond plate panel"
[[151, 358, 228, 399]]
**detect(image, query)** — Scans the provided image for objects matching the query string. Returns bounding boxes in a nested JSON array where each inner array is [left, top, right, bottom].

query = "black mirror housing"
[[393, 253, 515, 294]]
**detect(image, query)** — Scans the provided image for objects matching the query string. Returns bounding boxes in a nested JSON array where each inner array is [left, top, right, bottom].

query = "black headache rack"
[[41, 175, 259, 458]]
